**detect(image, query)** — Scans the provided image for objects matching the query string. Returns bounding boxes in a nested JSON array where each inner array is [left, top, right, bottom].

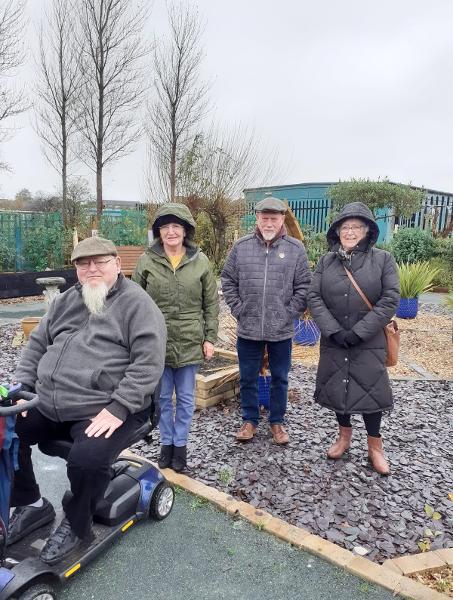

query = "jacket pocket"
[[90, 369, 115, 392]]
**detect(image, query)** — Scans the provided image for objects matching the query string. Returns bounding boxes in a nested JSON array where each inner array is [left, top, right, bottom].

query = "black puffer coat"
[[307, 202, 400, 415]]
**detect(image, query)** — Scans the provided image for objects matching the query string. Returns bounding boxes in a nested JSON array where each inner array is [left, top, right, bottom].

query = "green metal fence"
[[0, 212, 65, 272], [99, 210, 148, 246]]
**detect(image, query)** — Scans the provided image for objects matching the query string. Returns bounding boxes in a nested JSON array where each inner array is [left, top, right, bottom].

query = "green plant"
[[391, 228, 436, 263], [0, 241, 16, 271], [255, 520, 266, 531], [327, 178, 424, 219], [302, 229, 327, 267], [190, 496, 209, 511], [218, 467, 233, 485], [398, 261, 440, 298], [429, 257, 453, 290], [23, 225, 65, 271]]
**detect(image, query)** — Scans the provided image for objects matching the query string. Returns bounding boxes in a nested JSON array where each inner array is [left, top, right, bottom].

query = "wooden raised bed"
[[195, 348, 239, 408]]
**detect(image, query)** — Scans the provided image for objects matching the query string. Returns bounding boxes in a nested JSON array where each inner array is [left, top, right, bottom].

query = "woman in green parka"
[[132, 203, 219, 472]]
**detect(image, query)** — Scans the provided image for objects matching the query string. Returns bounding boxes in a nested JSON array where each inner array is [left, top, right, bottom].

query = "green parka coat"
[[132, 204, 219, 368]]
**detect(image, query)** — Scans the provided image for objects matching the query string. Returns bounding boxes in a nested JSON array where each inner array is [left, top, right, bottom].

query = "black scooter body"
[[0, 456, 170, 600]]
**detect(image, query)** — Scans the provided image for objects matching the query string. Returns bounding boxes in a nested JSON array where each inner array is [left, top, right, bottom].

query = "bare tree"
[[0, 0, 27, 158], [147, 2, 209, 202], [76, 0, 149, 218], [35, 0, 82, 227], [177, 126, 281, 266]]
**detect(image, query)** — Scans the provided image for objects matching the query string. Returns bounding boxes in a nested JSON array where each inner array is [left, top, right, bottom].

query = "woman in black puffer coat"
[[307, 202, 400, 474]]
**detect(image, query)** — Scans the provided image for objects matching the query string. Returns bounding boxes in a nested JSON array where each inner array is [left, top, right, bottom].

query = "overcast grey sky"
[[1, 0, 453, 201]]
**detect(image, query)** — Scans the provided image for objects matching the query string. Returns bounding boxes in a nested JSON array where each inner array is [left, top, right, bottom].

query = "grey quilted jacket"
[[221, 232, 311, 341]]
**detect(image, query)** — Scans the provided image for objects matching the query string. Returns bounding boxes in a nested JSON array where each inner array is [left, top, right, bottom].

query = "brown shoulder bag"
[[343, 267, 400, 367]]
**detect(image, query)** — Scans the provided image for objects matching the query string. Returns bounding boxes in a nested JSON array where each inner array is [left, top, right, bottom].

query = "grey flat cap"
[[255, 197, 287, 213], [71, 236, 118, 262]]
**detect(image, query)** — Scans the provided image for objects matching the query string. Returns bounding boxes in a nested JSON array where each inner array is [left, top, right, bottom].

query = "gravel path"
[[2, 322, 451, 565], [135, 365, 453, 564]]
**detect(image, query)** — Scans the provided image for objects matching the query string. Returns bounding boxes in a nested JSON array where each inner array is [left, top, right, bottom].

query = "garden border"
[[123, 450, 451, 600]]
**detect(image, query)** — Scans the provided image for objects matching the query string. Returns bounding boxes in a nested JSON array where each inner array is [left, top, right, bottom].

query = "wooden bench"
[[117, 245, 146, 278]]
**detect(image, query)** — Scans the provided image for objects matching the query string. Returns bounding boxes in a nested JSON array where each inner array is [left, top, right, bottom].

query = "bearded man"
[[221, 197, 311, 445], [9, 236, 166, 564]]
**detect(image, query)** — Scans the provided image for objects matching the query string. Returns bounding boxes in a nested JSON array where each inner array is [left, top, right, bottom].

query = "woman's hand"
[[203, 341, 215, 360]]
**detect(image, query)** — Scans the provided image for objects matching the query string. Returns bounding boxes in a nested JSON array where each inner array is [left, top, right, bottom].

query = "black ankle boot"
[[158, 445, 173, 469], [171, 446, 187, 472]]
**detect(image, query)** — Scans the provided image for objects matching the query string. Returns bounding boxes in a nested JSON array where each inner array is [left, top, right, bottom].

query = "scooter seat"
[[38, 422, 152, 461]]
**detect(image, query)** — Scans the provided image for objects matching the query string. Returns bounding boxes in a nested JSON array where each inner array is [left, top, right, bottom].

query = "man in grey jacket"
[[9, 236, 166, 565], [221, 197, 311, 444]]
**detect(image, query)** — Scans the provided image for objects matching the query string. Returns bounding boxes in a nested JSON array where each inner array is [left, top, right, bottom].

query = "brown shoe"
[[367, 435, 390, 475], [270, 424, 289, 445], [236, 422, 256, 442], [327, 426, 352, 459]]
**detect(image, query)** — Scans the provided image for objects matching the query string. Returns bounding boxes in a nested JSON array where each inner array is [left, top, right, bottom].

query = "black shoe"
[[171, 446, 187, 472], [158, 444, 174, 469], [40, 518, 94, 565], [8, 498, 56, 545]]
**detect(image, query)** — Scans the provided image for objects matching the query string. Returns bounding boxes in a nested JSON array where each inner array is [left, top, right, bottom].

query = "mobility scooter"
[[0, 383, 174, 600]]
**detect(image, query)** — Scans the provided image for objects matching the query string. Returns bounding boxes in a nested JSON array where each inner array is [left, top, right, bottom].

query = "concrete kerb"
[[122, 449, 451, 600]]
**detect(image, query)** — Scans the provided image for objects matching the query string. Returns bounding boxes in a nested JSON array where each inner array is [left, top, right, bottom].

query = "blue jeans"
[[236, 337, 292, 426], [159, 365, 198, 447]]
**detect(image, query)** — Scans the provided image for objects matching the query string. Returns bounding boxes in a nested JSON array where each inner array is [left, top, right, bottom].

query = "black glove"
[[344, 330, 361, 347], [330, 330, 348, 348]]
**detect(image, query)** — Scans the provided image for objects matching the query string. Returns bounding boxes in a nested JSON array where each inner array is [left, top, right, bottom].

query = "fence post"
[[15, 214, 23, 271]]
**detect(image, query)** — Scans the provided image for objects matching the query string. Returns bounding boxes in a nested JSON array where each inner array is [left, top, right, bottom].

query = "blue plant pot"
[[396, 297, 418, 319], [258, 374, 271, 409], [293, 319, 321, 346]]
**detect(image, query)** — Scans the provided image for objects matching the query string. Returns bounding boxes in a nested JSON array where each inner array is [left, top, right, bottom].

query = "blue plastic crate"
[[258, 374, 271, 409]]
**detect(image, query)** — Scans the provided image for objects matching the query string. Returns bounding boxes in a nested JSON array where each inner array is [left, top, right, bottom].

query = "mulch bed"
[[134, 364, 453, 564], [409, 566, 453, 597]]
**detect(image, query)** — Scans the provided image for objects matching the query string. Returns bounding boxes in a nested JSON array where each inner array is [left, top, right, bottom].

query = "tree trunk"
[[170, 139, 176, 202]]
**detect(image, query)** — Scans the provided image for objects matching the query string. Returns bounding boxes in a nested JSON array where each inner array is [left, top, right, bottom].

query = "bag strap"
[[343, 266, 373, 310]]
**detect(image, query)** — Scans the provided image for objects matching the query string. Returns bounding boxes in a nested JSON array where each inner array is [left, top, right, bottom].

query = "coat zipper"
[[261, 246, 269, 338], [50, 317, 89, 421]]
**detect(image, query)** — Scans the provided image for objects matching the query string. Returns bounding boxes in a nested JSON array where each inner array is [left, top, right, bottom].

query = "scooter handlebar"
[[0, 391, 39, 416]]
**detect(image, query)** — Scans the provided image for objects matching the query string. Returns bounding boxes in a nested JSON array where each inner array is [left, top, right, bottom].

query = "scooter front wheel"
[[149, 481, 174, 520], [15, 582, 56, 600]]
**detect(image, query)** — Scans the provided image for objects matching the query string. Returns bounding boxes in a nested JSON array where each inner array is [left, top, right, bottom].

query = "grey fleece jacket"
[[15, 274, 166, 422], [221, 232, 311, 341]]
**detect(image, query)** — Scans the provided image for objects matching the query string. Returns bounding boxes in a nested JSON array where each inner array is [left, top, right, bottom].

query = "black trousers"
[[11, 407, 148, 539], [336, 411, 382, 437]]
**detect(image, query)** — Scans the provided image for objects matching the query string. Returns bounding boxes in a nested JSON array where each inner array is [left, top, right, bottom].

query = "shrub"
[[429, 257, 453, 291], [302, 229, 328, 267], [398, 261, 440, 298], [390, 228, 436, 263], [0, 241, 16, 272], [433, 237, 453, 262], [22, 226, 64, 271]]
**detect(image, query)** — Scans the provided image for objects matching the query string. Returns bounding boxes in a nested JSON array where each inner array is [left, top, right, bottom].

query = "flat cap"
[[255, 197, 287, 213], [71, 236, 118, 262]]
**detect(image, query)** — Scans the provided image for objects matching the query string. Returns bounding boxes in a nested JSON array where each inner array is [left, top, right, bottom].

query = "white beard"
[[82, 282, 109, 315], [261, 231, 276, 241]]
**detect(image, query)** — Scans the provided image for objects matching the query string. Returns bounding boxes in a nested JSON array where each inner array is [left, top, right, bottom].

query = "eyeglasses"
[[339, 225, 365, 233], [75, 257, 114, 270]]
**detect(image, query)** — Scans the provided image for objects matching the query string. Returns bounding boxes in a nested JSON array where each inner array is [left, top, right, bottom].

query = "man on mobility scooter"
[[9, 236, 166, 566]]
